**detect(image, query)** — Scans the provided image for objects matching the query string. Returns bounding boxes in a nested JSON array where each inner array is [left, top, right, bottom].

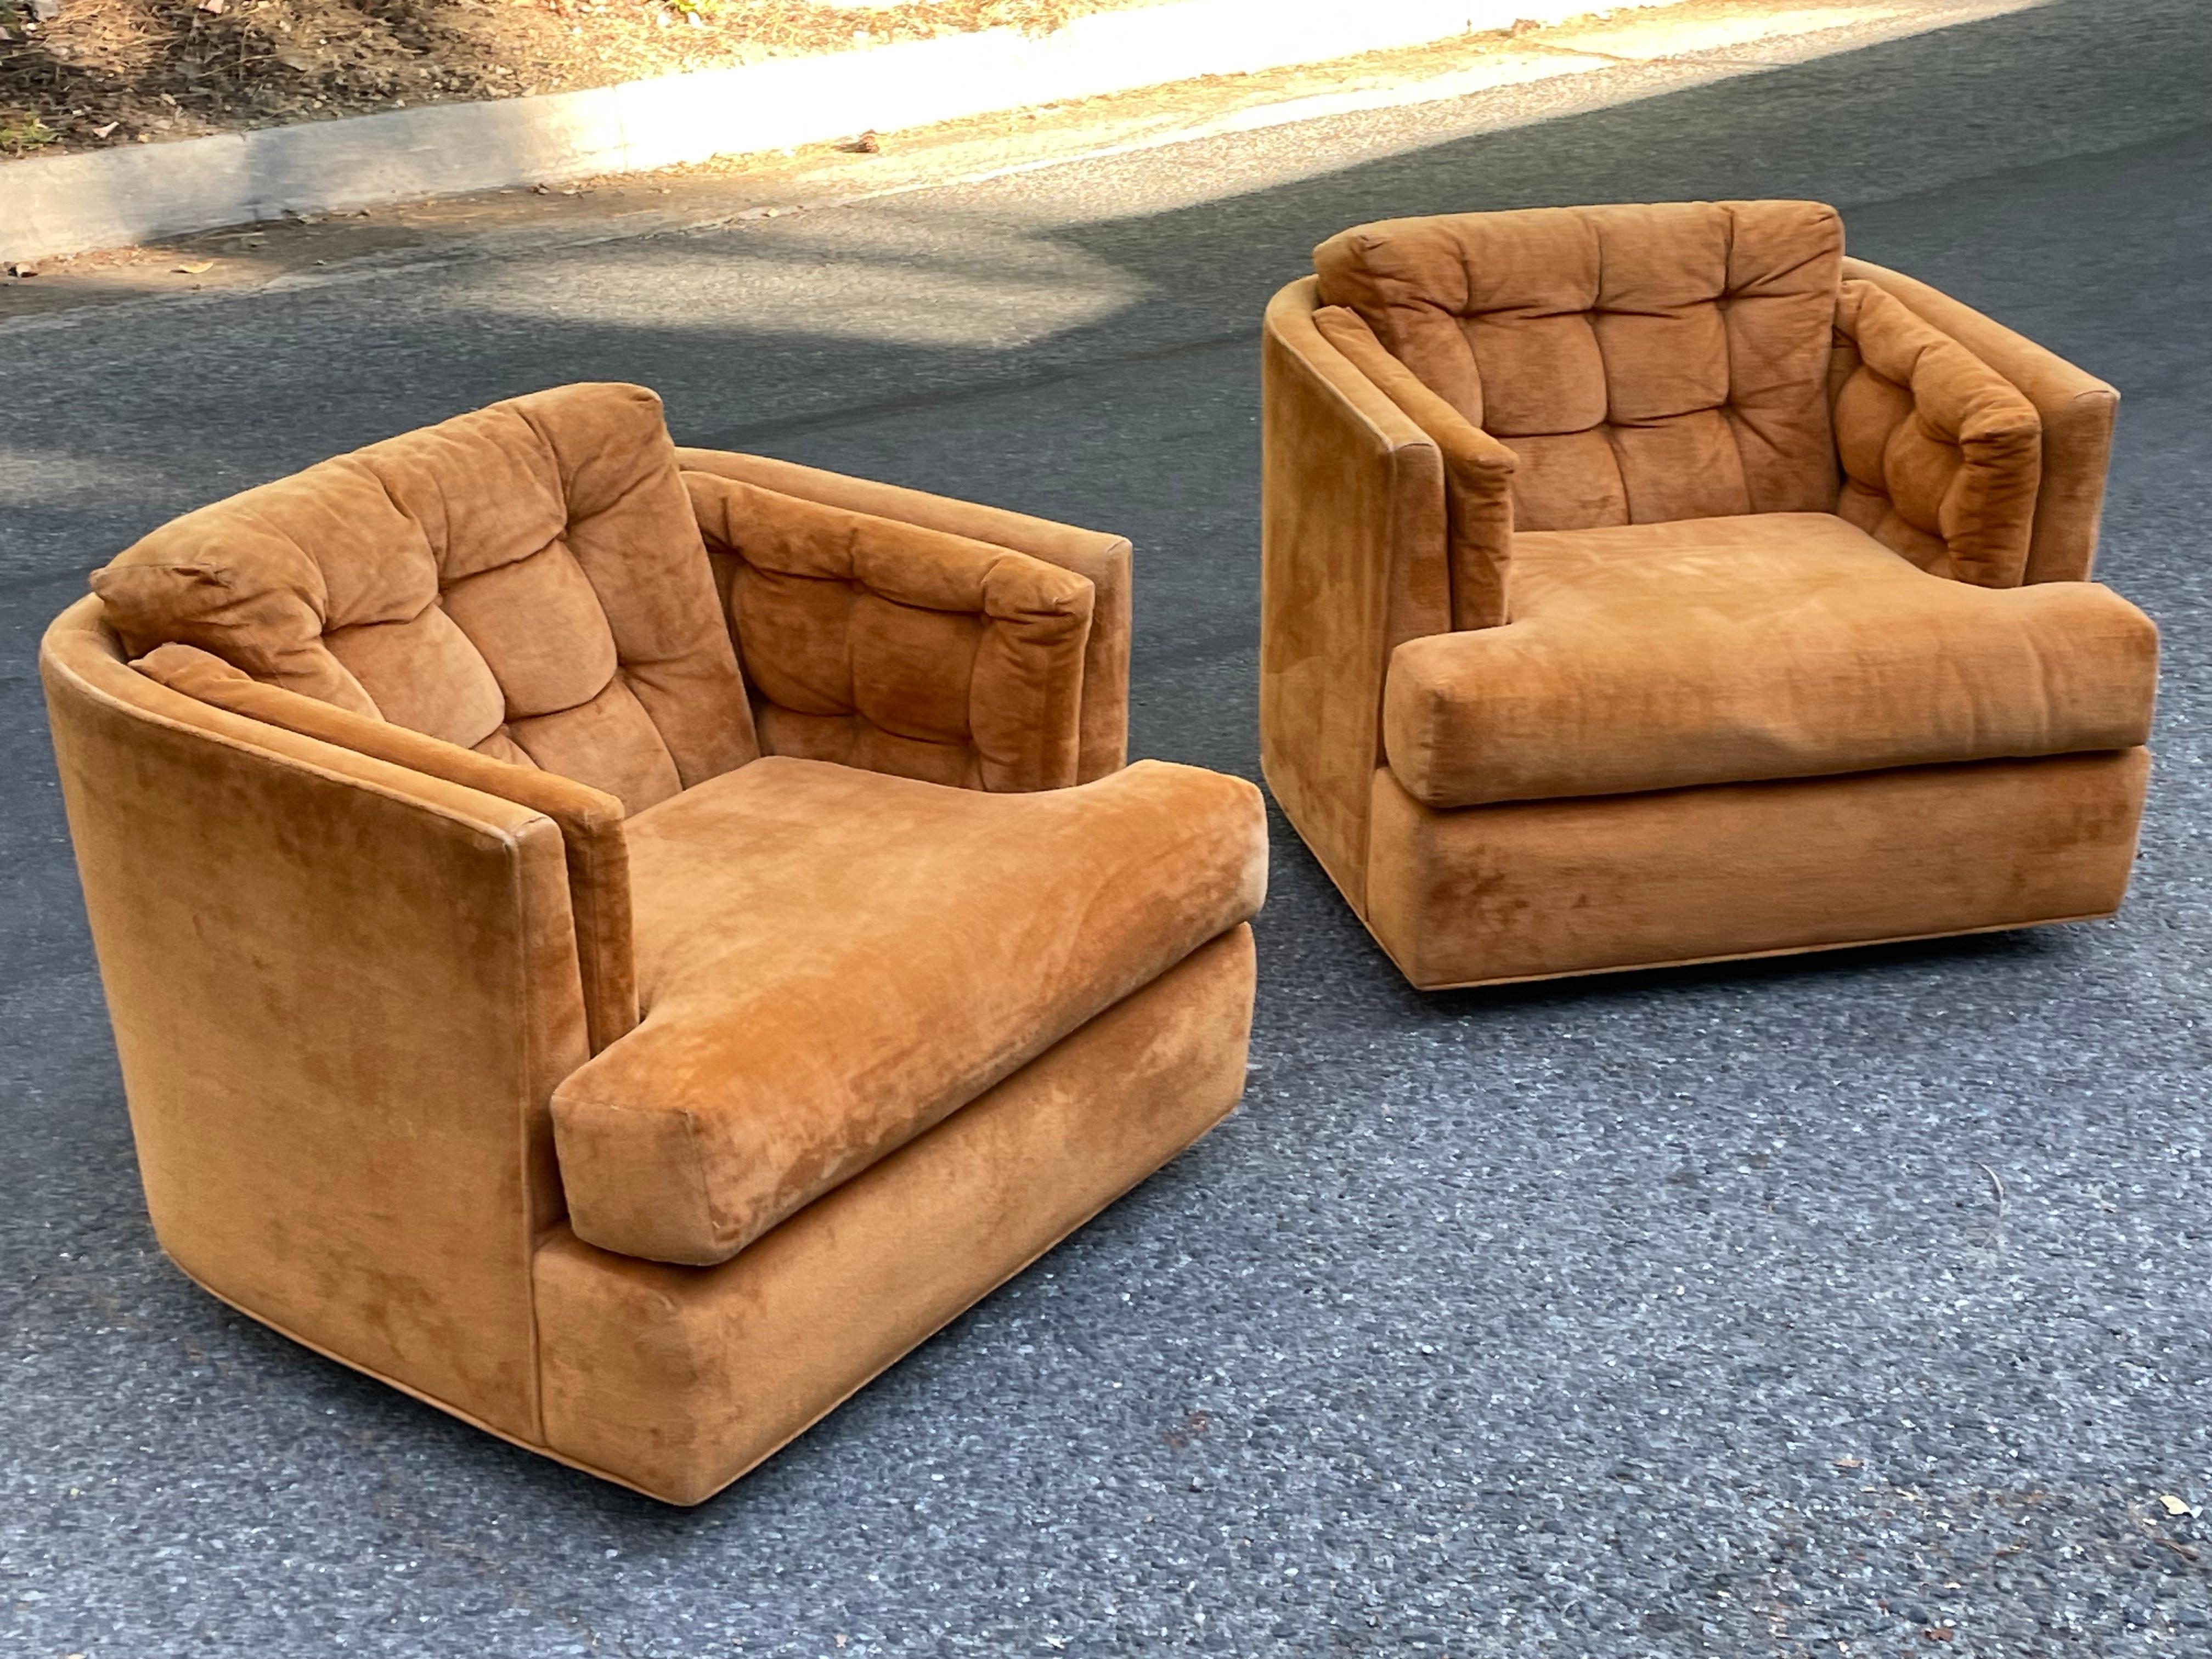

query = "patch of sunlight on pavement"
[[0, 447, 179, 510], [452, 207, 1144, 347], [323, 0, 2052, 349], [1555, 3, 1917, 59]]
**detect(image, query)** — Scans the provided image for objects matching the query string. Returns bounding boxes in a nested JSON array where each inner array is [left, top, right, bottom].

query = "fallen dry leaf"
[[1835, 1457, 1865, 1470], [195, 0, 225, 13], [837, 129, 882, 155], [2159, 1493, 2197, 1517], [174, 260, 215, 274], [1923, 1630, 1955, 1644]]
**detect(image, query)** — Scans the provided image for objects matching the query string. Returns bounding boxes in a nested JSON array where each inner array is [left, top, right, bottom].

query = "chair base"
[[164, 926, 1255, 1506], [1343, 752, 2148, 991], [531, 923, 1255, 1504]]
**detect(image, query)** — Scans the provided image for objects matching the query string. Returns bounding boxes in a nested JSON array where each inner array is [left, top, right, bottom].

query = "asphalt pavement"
[[4, 1, 2211, 1654]]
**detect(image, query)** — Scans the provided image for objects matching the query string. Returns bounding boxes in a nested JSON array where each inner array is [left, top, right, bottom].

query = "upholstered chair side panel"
[[535, 923, 1256, 1505], [675, 448, 1134, 783], [687, 472, 1093, 793], [1314, 200, 1842, 532], [1365, 752, 2148, 990], [130, 642, 638, 1054], [1311, 306, 1517, 632], [1839, 257, 2120, 585], [1829, 281, 2044, 588], [41, 599, 587, 1442], [1260, 279, 1453, 910]]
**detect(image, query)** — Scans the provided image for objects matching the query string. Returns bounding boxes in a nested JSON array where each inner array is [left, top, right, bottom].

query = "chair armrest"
[[686, 469, 1094, 793], [41, 597, 584, 1442], [1841, 258, 2117, 584], [1260, 276, 1452, 909], [1311, 304, 1517, 630], [1829, 278, 2045, 589], [676, 448, 1130, 781], [128, 641, 637, 1055]]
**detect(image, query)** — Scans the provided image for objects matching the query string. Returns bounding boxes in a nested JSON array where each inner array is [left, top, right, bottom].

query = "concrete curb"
[[0, 0, 1663, 262]]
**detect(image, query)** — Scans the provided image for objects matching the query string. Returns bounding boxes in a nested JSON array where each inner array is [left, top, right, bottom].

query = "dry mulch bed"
[[0, 0, 1135, 156]]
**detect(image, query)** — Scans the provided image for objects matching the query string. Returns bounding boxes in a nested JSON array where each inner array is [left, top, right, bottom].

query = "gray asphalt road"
[[6, 2, 2212, 1655]]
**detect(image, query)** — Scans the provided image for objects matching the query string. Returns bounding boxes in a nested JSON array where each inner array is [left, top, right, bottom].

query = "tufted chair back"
[[90, 383, 758, 815], [1314, 200, 1846, 534]]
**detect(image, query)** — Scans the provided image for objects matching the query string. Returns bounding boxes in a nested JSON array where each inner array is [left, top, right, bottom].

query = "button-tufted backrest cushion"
[[89, 383, 758, 816], [1314, 201, 1845, 532], [1827, 280, 2042, 588], [689, 471, 1094, 792]]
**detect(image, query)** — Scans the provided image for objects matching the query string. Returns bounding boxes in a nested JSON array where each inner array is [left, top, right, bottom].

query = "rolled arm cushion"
[[1830, 279, 2043, 588], [129, 641, 640, 1053], [551, 755, 1269, 1266], [688, 471, 1094, 792], [1310, 304, 1517, 630]]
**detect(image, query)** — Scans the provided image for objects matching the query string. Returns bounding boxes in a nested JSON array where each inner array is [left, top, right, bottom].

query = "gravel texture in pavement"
[[3, 2, 2210, 1654]]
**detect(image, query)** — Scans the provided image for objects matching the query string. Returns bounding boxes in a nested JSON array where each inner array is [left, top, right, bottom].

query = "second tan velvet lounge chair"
[[1261, 199, 2158, 990], [41, 383, 1268, 1504]]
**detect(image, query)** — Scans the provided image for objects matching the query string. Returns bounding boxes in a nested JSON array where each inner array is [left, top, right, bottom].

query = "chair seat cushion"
[[549, 756, 1267, 1266], [1383, 512, 2158, 809]]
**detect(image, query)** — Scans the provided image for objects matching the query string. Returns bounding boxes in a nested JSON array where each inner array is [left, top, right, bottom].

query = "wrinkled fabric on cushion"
[[129, 640, 639, 1054], [688, 471, 1094, 791], [1829, 278, 2044, 587], [1314, 200, 1844, 532], [1384, 513, 2157, 809], [1311, 304, 1516, 631], [89, 383, 757, 814], [551, 756, 1268, 1266]]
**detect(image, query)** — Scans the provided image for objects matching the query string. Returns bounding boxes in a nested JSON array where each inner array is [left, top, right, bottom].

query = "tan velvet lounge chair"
[[40, 382, 1268, 1505], [1260, 200, 2158, 990]]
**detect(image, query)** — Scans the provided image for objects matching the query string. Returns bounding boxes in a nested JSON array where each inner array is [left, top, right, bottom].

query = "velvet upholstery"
[[537, 924, 1256, 1503], [43, 601, 582, 1442], [1829, 279, 2043, 585], [129, 640, 641, 1053], [1265, 202, 2154, 989], [48, 387, 1265, 1502], [1841, 257, 2118, 585], [1257, 279, 1451, 911], [1365, 752, 2148, 989], [1315, 200, 1844, 532], [675, 448, 1133, 782], [689, 472, 1095, 792], [555, 757, 1267, 1266], [1383, 514, 2156, 809], [89, 382, 757, 815], [1311, 305, 1516, 631]]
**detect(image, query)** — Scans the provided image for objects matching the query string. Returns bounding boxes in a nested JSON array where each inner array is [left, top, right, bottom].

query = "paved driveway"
[[4, 2, 2210, 1653]]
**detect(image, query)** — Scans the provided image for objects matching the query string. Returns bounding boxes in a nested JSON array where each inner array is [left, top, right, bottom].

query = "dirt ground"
[[0, 0, 1146, 156]]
